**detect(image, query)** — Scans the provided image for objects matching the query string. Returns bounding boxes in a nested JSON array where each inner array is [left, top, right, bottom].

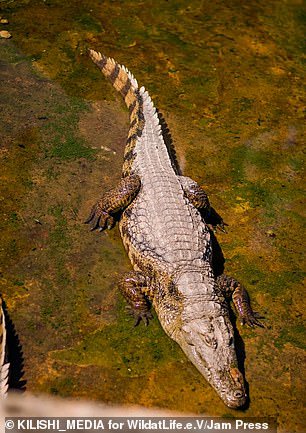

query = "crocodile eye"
[[203, 334, 218, 349], [183, 330, 195, 346]]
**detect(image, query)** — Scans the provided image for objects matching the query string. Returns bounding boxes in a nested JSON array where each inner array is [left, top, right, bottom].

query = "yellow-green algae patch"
[[50, 300, 182, 376], [0, 0, 305, 431]]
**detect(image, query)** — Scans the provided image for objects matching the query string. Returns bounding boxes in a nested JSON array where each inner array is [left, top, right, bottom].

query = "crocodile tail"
[[89, 50, 144, 176], [0, 298, 9, 397]]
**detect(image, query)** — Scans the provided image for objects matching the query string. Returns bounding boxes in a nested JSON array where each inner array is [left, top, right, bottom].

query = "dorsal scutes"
[[139, 86, 162, 134]]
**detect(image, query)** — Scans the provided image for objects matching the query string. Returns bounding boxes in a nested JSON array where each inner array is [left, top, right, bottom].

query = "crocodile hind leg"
[[217, 274, 264, 327], [85, 174, 141, 231], [119, 271, 153, 326], [178, 176, 225, 231]]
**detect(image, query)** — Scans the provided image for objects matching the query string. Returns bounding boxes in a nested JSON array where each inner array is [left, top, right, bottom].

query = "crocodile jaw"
[[172, 316, 247, 409]]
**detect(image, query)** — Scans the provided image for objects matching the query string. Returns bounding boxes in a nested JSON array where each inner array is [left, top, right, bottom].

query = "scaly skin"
[[0, 297, 9, 397], [87, 50, 263, 409]]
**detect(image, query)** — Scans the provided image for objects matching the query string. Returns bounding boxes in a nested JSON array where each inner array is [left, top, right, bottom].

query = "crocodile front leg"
[[179, 176, 225, 231], [217, 274, 264, 328], [85, 174, 141, 231], [119, 271, 153, 326], [178, 176, 211, 211]]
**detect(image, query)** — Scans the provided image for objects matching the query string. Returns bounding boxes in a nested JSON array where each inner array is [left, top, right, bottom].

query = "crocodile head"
[[156, 271, 247, 408], [172, 313, 247, 408]]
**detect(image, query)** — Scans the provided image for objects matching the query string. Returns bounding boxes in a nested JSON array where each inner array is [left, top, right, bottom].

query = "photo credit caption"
[[4, 417, 277, 433]]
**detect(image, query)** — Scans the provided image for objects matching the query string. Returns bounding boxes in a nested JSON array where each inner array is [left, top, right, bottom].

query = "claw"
[[84, 209, 95, 224], [85, 206, 113, 232], [253, 311, 263, 318], [85, 204, 98, 226], [242, 313, 265, 328], [252, 318, 265, 328], [84, 217, 93, 224], [126, 306, 153, 327], [106, 215, 115, 230], [90, 215, 102, 231], [207, 221, 228, 234], [143, 311, 153, 326], [219, 222, 228, 233], [134, 316, 142, 327], [215, 222, 228, 234]]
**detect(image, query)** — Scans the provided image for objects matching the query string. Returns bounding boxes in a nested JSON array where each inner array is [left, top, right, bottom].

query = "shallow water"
[[0, 1, 305, 431]]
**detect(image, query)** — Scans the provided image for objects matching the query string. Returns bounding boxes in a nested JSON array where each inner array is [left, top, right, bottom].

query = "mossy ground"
[[0, 1, 305, 432]]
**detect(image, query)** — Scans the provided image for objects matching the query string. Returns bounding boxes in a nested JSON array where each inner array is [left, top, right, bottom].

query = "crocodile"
[[86, 50, 263, 409]]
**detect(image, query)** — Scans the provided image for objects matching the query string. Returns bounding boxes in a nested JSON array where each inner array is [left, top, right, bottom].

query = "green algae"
[[41, 97, 97, 160], [49, 205, 70, 249], [230, 145, 275, 183], [0, 0, 305, 431], [75, 13, 104, 34], [51, 301, 181, 377], [50, 134, 95, 160], [275, 325, 306, 351]]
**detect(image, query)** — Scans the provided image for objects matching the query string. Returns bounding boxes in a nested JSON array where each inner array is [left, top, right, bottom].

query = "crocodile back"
[[120, 89, 212, 277], [90, 51, 213, 280]]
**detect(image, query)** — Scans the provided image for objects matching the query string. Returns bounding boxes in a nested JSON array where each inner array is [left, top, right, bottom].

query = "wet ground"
[[0, 0, 305, 431]]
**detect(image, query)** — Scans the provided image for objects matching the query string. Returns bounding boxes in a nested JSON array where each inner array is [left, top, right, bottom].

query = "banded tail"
[[0, 298, 9, 397], [89, 49, 145, 176]]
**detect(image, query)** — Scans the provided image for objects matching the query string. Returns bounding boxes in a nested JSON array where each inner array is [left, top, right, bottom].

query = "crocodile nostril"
[[234, 390, 244, 399]]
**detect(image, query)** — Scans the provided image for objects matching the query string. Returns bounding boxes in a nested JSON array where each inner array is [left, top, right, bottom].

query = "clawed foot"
[[84, 203, 115, 231], [241, 311, 264, 328], [203, 207, 228, 233], [134, 310, 153, 326], [126, 306, 153, 326], [207, 220, 228, 234]]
